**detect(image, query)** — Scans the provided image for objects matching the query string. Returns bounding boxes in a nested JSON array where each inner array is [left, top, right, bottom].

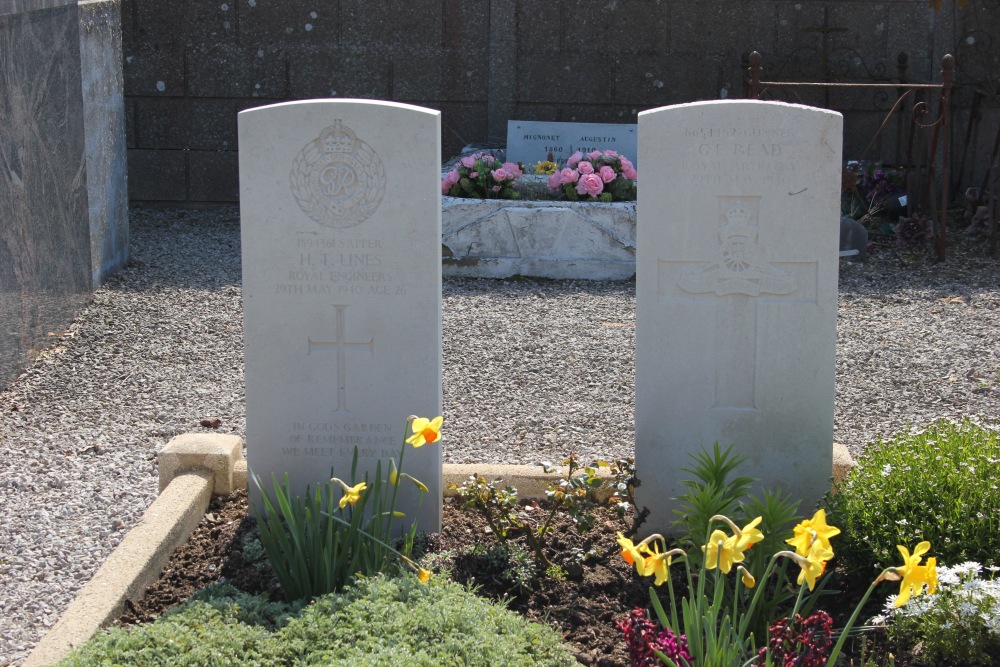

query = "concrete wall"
[[119, 0, 999, 204], [0, 0, 128, 390]]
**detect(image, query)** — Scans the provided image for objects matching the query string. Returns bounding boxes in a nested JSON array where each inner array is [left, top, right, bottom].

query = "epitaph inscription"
[[290, 120, 387, 228]]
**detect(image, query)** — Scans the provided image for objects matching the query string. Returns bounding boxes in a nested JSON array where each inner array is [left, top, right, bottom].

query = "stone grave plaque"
[[506, 120, 638, 166], [634, 101, 842, 534], [239, 100, 442, 532]]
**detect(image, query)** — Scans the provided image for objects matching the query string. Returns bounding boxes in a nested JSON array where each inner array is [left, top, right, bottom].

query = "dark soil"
[[116, 491, 909, 666], [116, 490, 652, 666]]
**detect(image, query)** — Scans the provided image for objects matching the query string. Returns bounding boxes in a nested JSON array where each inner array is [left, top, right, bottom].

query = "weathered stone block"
[[122, 42, 184, 96], [518, 53, 614, 105], [189, 150, 239, 202], [287, 45, 391, 99], [136, 97, 237, 150], [186, 44, 286, 98], [158, 433, 243, 496], [127, 148, 185, 201]]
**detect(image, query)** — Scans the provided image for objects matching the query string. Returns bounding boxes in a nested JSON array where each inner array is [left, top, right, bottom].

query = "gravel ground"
[[1, 206, 999, 664]]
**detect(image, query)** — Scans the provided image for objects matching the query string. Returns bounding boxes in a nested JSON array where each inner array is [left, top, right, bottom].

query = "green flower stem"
[[825, 570, 891, 666]]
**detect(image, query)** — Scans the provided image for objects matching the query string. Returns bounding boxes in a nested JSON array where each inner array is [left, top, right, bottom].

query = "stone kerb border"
[[26, 434, 853, 666]]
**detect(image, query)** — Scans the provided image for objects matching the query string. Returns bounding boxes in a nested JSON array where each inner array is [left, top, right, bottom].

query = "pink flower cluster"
[[546, 150, 637, 201], [441, 152, 525, 199]]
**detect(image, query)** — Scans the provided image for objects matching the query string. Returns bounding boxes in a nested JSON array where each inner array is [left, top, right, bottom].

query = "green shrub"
[[822, 419, 1000, 580], [59, 576, 577, 667]]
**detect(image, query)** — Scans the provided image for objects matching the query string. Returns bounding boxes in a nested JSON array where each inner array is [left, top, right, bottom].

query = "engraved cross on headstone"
[[307, 304, 373, 413], [657, 197, 818, 410]]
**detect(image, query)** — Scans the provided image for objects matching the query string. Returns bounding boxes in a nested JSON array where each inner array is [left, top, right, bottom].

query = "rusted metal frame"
[[745, 51, 954, 259]]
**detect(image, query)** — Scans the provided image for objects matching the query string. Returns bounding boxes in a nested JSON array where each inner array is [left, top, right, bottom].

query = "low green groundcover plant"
[[58, 576, 577, 667], [822, 419, 1000, 579], [872, 561, 1000, 665]]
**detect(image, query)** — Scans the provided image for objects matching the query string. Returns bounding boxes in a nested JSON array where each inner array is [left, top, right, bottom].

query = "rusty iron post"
[[936, 54, 954, 261], [747, 51, 762, 99]]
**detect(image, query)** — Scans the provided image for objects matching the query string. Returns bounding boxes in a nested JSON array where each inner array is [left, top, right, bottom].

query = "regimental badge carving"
[[678, 196, 796, 297], [290, 120, 387, 228]]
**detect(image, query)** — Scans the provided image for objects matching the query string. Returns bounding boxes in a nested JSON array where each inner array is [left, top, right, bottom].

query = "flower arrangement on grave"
[[442, 151, 525, 199], [546, 149, 637, 202]]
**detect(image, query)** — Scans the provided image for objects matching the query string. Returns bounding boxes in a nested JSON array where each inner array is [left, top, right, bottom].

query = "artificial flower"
[[533, 160, 558, 175], [786, 509, 841, 556], [893, 541, 938, 606], [406, 416, 443, 447]]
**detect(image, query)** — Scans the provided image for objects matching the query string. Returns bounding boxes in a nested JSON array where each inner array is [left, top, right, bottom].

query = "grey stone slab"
[[0, 2, 93, 388], [239, 100, 442, 533], [634, 100, 843, 534], [80, 0, 129, 287]]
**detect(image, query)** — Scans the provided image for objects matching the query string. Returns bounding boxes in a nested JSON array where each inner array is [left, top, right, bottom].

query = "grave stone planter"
[[441, 194, 637, 281]]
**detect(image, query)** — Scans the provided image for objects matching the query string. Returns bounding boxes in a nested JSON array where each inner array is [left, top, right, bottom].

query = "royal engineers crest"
[[290, 120, 387, 228]]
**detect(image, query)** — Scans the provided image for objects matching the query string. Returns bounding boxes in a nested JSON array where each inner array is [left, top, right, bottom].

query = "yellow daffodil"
[[737, 565, 756, 589], [893, 542, 938, 607], [786, 509, 841, 556], [335, 480, 366, 509], [736, 516, 765, 551], [640, 541, 673, 586], [417, 568, 432, 584], [406, 416, 443, 447], [388, 459, 398, 486], [703, 529, 744, 574], [796, 539, 834, 591], [617, 532, 646, 571], [702, 516, 763, 574]]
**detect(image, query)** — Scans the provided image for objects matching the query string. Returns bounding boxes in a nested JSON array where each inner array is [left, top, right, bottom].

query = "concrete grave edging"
[[26, 433, 852, 666]]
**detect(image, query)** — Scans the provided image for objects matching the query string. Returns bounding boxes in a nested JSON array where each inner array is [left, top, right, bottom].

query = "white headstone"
[[634, 101, 843, 534], [239, 100, 442, 532]]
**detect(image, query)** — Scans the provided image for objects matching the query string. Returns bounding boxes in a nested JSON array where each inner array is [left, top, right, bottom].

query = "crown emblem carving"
[[721, 200, 754, 239], [319, 120, 358, 153]]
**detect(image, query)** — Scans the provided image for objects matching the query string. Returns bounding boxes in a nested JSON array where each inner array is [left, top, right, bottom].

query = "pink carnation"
[[559, 167, 579, 185], [577, 161, 595, 175], [460, 156, 476, 168], [502, 162, 522, 178], [567, 151, 584, 168], [547, 171, 563, 191], [491, 167, 508, 182], [576, 173, 604, 197], [599, 165, 617, 183], [587, 150, 603, 160]]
